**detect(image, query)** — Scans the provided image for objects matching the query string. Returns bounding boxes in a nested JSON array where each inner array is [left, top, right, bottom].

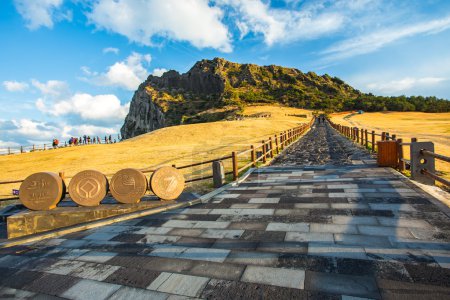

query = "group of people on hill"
[[50, 134, 121, 148]]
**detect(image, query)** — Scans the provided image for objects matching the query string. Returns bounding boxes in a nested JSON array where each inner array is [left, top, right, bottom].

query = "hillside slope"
[[121, 58, 360, 139]]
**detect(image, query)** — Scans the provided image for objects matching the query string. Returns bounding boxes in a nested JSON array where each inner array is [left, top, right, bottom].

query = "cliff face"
[[121, 57, 361, 139]]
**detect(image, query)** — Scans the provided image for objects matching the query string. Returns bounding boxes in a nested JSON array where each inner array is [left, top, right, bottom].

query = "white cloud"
[[367, 77, 448, 94], [152, 68, 168, 77], [31, 79, 69, 97], [3, 80, 29, 92], [83, 52, 151, 91], [60, 124, 118, 139], [87, 0, 232, 52], [216, 0, 345, 46], [14, 0, 68, 30], [323, 15, 450, 60], [103, 47, 119, 54], [36, 93, 130, 122]]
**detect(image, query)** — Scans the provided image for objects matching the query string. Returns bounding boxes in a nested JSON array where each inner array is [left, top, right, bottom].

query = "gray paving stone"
[[285, 232, 334, 243], [135, 226, 173, 235], [274, 209, 309, 216], [181, 208, 212, 214], [178, 247, 230, 263], [200, 229, 244, 239], [310, 223, 358, 234], [230, 204, 261, 208], [69, 262, 120, 281], [357, 225, 414, 238], [210, 208, 274, 215], [331, 203, 370, 209], [110, 286, 168, 300], [44, 259, 86, 275], [308, 243, 368, 260], [368, 204, 416, 212], [226, 251, 279, 266], [137, 234, 180, 244], [0, 255, 33, 269], [241, 266, 305, 289], [168, 228, 204, 237], [189, 261, 245, 281], [376, 217, 433, 229], [193, 221, 230, 229], [162, 220, 198, 228], [248, 198, 280, 203], [305, 271, 380, 299], [257, 241, 307, 254], [329, 192, 364, 198], [334, 234, 391, 248], [0, 287, 36, 299], [148, 272, 209, 297], [332, 216, 378, 225], [76, 251, 117, 263], [294, 203, 329, 209], [364, 247, 430, 262], [408, 227, 440, 240], [23, 272, 80, 296], [61, 279, 121, 300], [228, 222, 267, 230], [266, 222, 309, 232], [83, 232, 119, 241]]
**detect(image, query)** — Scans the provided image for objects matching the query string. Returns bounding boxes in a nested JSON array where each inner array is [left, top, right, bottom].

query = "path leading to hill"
[[0, 121, 449, 299]]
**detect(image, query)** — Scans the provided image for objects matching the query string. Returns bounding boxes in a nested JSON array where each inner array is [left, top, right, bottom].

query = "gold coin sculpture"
[[19, 172, 65, 211], [68, 170, 108, 206], [110, 168, 148, 204], [150, 166, 185, 201]]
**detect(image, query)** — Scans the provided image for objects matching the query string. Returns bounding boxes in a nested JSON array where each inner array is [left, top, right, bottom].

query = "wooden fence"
[[0, 118, 314, 202], [328, 119, 450, 188]]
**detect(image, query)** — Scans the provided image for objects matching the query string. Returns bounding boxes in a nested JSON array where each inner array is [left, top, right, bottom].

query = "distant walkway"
[[0, 122, 449, 299]]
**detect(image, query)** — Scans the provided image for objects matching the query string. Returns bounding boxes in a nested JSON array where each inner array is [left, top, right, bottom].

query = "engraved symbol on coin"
[[68, 170, 108, 206], [150, 166, 185, 201], [19, 172, 65, 211], [110, 168, 148, 204]]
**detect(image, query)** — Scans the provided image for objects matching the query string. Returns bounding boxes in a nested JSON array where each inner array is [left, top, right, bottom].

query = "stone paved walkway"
[[1, 121, 450, 299]]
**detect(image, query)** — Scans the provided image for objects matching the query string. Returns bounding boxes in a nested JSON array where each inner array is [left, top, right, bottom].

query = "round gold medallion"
[[110, 168, 148, 204], [150, 166, 185, 201], [19, 172, 64, 211], [68, 170, 108, 206]]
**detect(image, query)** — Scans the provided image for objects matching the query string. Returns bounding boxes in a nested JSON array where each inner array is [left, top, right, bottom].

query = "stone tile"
[[376, 278, 450, 299], [329, 193, 364, 198], [266, 222, 309, 232], [150, 245, 187, 258], [226, 251, 279, 266], [369, 204, 416, 212], [168, 228, 204, 237], [331, 204, 370, 209], [230, 204, 261, 209], [134, 226, 173, 235], [331, 216, 378, 225], [178, 247, 230, 263], [334, 234, 391, 248], [295, 203, 329, 209], [200, 229, 244, 239], [61, 279, 121, 300], [175, 236, 216, 248], [193, 221, 230, 229], [376, 217, 433, 229], [404, 263, 450, 287], [162, 220, 198, 228], [365, 247, 432, 263], [310, 223, 358, 234], [76, 251, 117, 264], [137, 234, 180, 244], [308, 243, 368, 260], [182, 208, 211, 214], [257, 241, 307, 254], [44, 259, 86, 275], [111, 233, 146, 243], [210, 208, 274, 215], [305, 271, 380, 299], [285, 232, 334, 243], [0, 287, 36, 299], [189, 261, 245, 281], [242, 266, 305, 289], [274, 209, 309, 216], [148, 272, 209, 297], [228, 222, 267, 231], [69, 262, 120, 281], [83, 232, 119, 241], [0, 255, 34, 269], [212, 239, 258, 251], [110, 286, 168, 300], [357, 225, 414, 238], [139, 256, 194, 273], [408, 228, 440, 240], [22, 273, 80, 296], [248, 198, 280, 203], [241, 230, 286, 242], [104, 267, 161, 289]]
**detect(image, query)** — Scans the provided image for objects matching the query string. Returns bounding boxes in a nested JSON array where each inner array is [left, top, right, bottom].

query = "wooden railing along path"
[[0, 118, 315, 202], [329, 119, 450, 188]]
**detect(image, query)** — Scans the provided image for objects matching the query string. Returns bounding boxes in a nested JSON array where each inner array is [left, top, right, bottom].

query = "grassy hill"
[[0, 105, 312, 199]]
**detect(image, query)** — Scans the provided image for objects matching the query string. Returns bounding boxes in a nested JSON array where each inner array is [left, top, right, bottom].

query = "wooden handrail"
[[421, 150, 450, 163]]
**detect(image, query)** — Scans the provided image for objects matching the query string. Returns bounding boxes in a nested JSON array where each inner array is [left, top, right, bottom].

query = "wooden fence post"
[[397, 138, 405, 171], [356, 128, 359, 143], [392, 134, 396, 141], [364, 129, 368, 148], [269, 137, 274, 158], [411, 137, 417, 143], [251, 145, 256, 167], [262, 140, 267, 163], [371, 131, 375, 153], [275, 134, 279, 154], [360, 129, 364, 146], [232, 151, 238, 180], [381, 132, 386, 141], [20, 146, 23, 153]]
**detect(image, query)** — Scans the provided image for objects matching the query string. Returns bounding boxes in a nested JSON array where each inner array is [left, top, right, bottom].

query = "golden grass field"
[[0, 105, 312, 199], [331, 111, 450, 181]]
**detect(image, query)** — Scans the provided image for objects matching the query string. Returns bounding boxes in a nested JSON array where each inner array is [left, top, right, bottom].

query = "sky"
[[1, 0, 450, 148]]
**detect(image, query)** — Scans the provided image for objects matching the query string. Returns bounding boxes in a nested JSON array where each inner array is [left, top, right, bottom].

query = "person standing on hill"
[[109, 135, 112, 143]]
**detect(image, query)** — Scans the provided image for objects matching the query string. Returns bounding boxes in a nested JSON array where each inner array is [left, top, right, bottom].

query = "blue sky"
[[1, 0, 450, 148]]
